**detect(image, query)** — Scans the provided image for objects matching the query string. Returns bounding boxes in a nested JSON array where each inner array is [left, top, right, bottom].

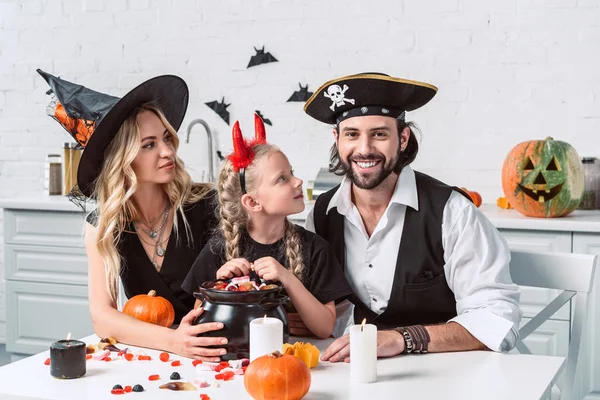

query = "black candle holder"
[[50, 339, 86, 379]]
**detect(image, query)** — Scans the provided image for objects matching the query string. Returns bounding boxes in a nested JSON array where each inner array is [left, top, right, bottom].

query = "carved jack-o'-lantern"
[[501, 137, 584, 218]]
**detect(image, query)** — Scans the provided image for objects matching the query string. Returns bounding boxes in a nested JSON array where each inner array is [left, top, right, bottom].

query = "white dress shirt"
[[305, 166, 522, 352]]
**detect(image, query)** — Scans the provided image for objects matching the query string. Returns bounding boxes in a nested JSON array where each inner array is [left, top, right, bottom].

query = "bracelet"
[[395, 325, 430, 354], [393, 327, 413, 354]]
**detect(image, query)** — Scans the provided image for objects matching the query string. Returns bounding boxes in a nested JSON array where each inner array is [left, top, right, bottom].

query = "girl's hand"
[[253, 256, 292, 285], [216, 258, 251, 279], [171, 308, 228, 361]]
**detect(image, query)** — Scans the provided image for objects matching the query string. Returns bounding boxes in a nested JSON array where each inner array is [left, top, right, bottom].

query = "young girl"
[[183, 114, 353, 339], [38, 70, 226, 361]]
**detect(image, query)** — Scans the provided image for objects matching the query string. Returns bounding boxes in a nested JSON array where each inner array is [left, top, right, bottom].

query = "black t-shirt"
[[87, 191, 219, 322], [182, 225, 353, 305]]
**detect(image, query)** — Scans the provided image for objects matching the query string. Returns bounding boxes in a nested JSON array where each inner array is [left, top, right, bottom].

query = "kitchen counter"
[[478, 204, 600, 233], [5, 196, 600, 234], [0, 334, 564, 400], [290, 200, 600, 233], [0, 195, 89, 212]]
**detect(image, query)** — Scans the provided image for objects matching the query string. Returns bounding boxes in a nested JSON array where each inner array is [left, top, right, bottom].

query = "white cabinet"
[[1, 198, 94, 356]]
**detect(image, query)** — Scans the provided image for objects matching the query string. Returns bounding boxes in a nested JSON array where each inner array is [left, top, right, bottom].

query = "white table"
[[0, 335, 564, 400]]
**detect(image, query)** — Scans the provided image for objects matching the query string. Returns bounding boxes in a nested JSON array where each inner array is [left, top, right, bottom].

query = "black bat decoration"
[[247, 46, 278, 68], [205, 97, 230, 125], [255, 110, 272, 126], [287, 83, 314, 102]]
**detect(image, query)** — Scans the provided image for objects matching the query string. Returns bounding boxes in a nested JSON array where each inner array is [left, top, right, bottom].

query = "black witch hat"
[[37, 69, 189, 197]]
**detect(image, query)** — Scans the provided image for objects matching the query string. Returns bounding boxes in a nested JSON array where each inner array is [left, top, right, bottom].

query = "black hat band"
[[334, 106, 406, 128]]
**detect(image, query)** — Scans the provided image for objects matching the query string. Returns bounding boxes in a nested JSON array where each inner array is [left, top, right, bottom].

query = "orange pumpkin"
[[122, 290, 175, 327], [244, 351, 311, 400], [502, 137, 584, 218], [460, 187, 482, 208]]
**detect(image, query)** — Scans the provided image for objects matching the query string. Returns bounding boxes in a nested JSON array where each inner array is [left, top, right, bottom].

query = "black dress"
[[182, 225, 353, 306], [87, 192, 218, 323]]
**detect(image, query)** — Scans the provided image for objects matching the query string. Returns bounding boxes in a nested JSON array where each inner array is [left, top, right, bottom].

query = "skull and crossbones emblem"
[[324, 84, 355, 111]]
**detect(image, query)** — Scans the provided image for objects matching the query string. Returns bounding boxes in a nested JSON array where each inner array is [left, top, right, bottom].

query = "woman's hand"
[[216, 258, 251, 279], [170, 307, 228, 361], [253, 256, 292, 285]]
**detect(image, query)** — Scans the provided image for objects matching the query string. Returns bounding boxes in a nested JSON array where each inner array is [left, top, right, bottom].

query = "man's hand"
[[321, 330, 405, 363], [320, 333, 350, 363], [376, 329, 405, 358]]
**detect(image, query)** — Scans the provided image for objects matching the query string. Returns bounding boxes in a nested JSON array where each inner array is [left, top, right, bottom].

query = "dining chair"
[[510, 250, 597, 400]]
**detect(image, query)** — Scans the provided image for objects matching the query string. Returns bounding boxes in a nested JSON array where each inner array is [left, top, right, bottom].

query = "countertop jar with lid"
[[44, 154, 62, 196], [579, 157, 600, 210]]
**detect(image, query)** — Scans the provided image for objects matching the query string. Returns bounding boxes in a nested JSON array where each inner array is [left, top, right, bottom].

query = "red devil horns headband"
[[227, 113, 268, 194]]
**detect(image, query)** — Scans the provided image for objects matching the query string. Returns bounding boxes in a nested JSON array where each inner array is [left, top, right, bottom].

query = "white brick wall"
[[0, 0, 599, 342]]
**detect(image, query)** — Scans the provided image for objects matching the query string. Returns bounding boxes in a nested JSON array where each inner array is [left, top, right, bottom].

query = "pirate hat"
[[37, 69, 189, 197], [304, 73, 437, 125]]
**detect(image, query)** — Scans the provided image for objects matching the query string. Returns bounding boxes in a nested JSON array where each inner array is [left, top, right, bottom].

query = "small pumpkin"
[[244, 350, 311, 400], [460, 187, 482, 208], [502, 137, 584, 218], [122, 290, 175, 327], [497, 197, 512, 209], [282, 342, 320, 368]]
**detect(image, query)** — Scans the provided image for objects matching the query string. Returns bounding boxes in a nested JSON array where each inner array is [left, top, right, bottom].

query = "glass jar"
[[44, 154, 62, 196], [63, 143, 82, 195], [579, 157, 599, 210]]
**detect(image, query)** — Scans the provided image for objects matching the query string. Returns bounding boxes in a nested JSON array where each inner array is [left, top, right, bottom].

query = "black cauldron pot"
[[192, 280, 290, 360]]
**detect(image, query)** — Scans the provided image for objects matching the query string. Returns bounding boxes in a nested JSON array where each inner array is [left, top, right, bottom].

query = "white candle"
[[349, 318, 377, 383], [249, 315, 283, 362]]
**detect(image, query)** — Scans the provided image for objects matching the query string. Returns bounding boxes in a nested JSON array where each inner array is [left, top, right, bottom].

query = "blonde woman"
[[182, 115, 353, 339], [38, 70, 227, 361]]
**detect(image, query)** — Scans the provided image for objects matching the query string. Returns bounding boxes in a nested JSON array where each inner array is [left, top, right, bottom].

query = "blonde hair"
[[217, 144, 305, 281], [93, 103, 213, 303]]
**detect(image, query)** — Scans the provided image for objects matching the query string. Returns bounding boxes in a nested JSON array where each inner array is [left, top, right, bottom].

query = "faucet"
[[185, 119, 214, 183]]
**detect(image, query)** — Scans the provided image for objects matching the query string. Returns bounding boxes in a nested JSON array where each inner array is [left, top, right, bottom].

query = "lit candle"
[[249, 315, 283, 362], [49, 333, 86, 379], [349, 319, 377, 383]]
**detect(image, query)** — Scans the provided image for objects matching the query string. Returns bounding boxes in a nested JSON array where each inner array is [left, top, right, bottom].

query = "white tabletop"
[[0, 334, 564, 400]]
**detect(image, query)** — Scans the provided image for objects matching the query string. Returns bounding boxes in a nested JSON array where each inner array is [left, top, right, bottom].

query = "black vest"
[[314, 171, 468, 330]]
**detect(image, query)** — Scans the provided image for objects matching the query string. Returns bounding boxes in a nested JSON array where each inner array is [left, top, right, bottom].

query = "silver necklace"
[[135, 203, 169, 239], [134, 204, 170, 269]]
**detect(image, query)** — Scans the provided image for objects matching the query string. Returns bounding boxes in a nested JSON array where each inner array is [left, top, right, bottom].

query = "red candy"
[[215, 374, 224, 380], [138, 355, 151, 361], [103, 356, 112, 362], [111, 389, 125, 395], [124, 386, 132, 393], [159, 352, 169, 362], [86, 354, 92, 360], [44, 358, 50, 366], [148, 374, 160, 381], [171, 360, 181, 367], [192, 360, 202, 367], [200, 395, 211, 400], [124, 353, 134, 361]]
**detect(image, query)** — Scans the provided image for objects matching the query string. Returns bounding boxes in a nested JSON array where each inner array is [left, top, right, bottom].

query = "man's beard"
[[341, 153, 398, 190]]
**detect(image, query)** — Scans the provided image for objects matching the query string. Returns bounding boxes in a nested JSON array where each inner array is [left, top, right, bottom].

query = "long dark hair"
[[329, 119, 420, 176]]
